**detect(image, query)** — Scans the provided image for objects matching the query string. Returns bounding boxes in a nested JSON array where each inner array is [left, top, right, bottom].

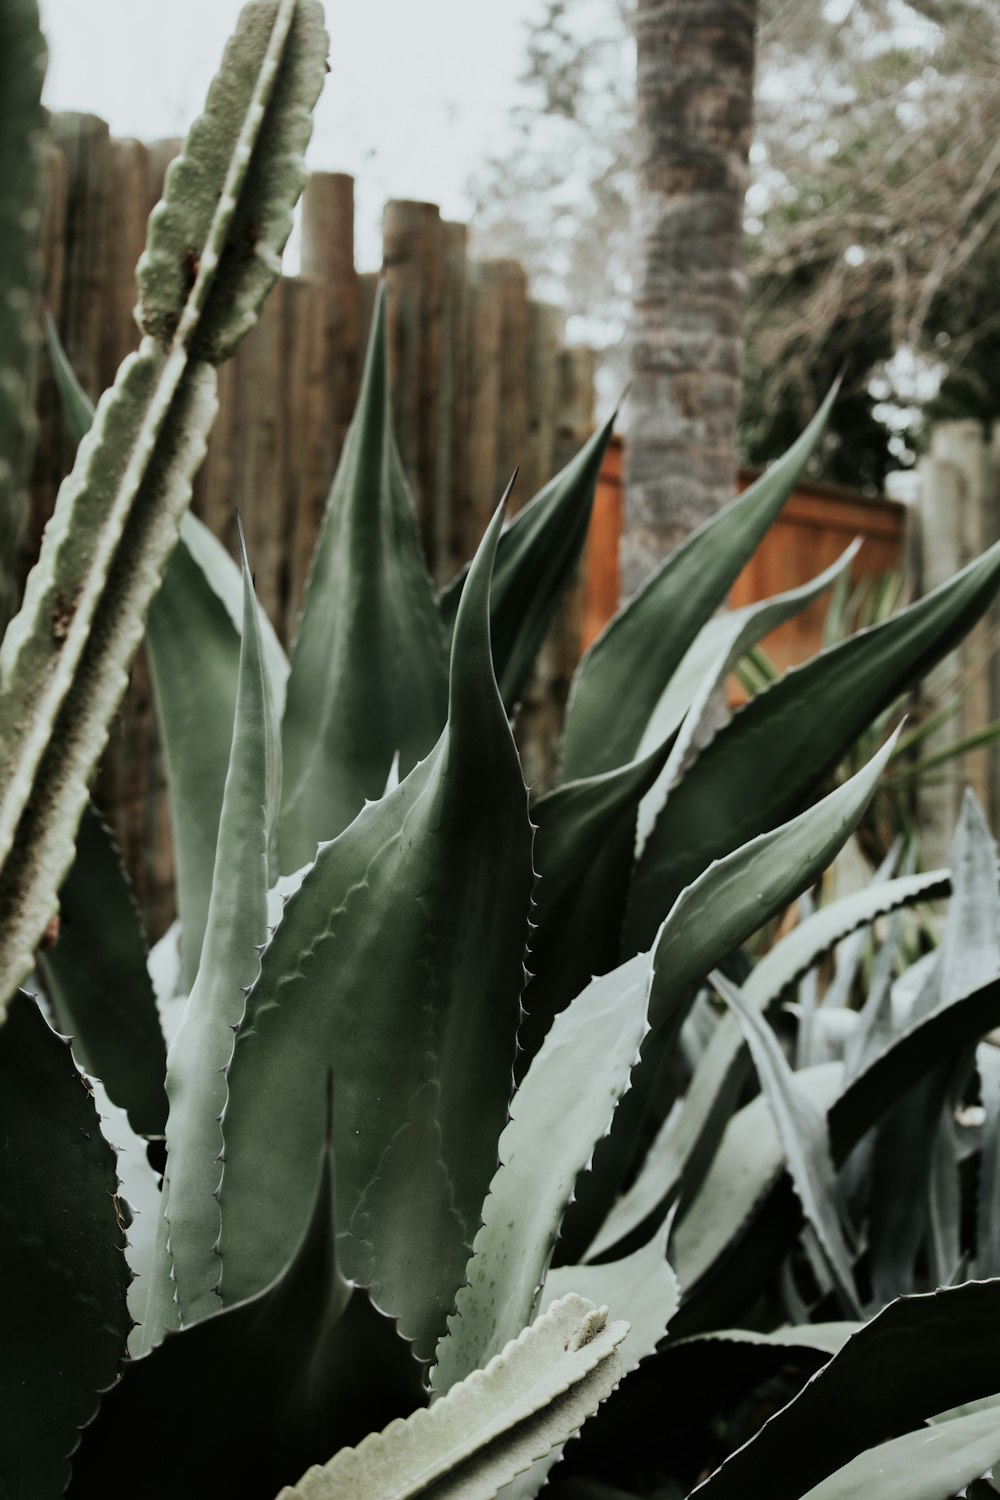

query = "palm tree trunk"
[[622, 0, 758, 599]]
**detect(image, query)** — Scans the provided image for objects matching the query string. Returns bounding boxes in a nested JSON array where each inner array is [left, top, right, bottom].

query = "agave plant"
[[9, 3, 1000, 1499]]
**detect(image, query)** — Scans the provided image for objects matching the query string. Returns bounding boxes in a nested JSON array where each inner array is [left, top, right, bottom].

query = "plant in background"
[[8, 3, 1000, 1499]]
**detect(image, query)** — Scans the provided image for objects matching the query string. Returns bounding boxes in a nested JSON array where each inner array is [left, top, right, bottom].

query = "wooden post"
[[49, 115, 113, 402], [282, 274, 330, 641], [915, 427, 978, 864], [382, 200, 446, 575], [300, 172, 362, 474], [493, 261, 530, 513], [100, 138, 150, 383], [228, 279, 288, 631], [516, 345, 597, 793], [524, 301, 564, 503], [461, 259, 504, 561], [437, 220, 468, 582]]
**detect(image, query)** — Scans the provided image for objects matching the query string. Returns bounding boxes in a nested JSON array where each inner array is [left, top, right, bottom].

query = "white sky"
[[37, 0, 542, 269]]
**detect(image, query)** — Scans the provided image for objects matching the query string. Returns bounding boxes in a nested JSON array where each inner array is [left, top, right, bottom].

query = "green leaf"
[[279, 282, 448, 872], [940, 789, 1000, 1000], [584, 866, 948, 1263], [149, 512, 288, 987], [70, 1139, 424, 1500], [669, 1065, 843, 1309], [800, 1405, 1000, 1500], [433, 954, 653, 1395], [524, 547, 858, 1051], [37, 803, 167, 1138], [559, 733, 900, 1262], [713, 970, 861, 1316], [558, 388, 837, 783], [647, 731, 899, 1031], [0, 993, 129, 1500], [44, 311, 95, 447], [516, 1228, 679, 1500], [674, 1324, 858, 1360], [138, 527, 280, 1351], [218, 499, 535, 1359], [543, 1223, 679, 1372], [634, 542, 859, 858], [854, 796, 1000, 1300], [522, 741, 676, 1060], [439, 411, 616, 713], [281, 1295, 629, 1500], [626, 537, 1000, 947], [688, 1279, 1000, 1500], [0, 0, 327, 1019], [0, 0, 46, 633]]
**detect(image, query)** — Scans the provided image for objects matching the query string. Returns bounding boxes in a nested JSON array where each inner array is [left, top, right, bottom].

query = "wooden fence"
[[27, 113, 597, 938]]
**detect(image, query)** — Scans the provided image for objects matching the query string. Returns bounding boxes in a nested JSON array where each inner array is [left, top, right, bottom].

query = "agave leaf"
[[713, 970, 861, 1316], [433, 953, 653, 1395], [218, 498, 534, 1359], [497, 1228, 679, 1500], [590, 1322, 856, 1489], [647, 732, 898, 1032], [679, 970, 1000, 1332], [624, 539, 1000, 949], [0, 0, 327, 1019], [800, 1405, 1000, 1500], [137, 529, 279, 1352], [841, 896, 909, 1083], [669, 1065, 843, 1313], [560, 733, 899, 1262], [558, 388, 837, 783], [70, 1141, 424, 1500], [671, 969, 1000, 1335], [522, 739, 676, 1060], [926, 1080, 964, 1288], [688, 1279, 1000, 1500], [0, 993, 129, 1499], [582, 1036, 750, 1266], [865, 794, 999, 1300], [279, 283, 448, 873], [0, 0, 46, 635], [543, 1223, 679, 1372], [282, 1294, 628, 1500], [438, 411, 616, 714], [588, 865, 950, 1260], [821, 842, 902, 1016], [444, 739, 885, 1383], [37, 803, 167, 1138], [44, 311, 95, 447], [525, 547, 858, 1049], [149, 513, 288, 986], [675, 1323, 857, 1359], [635, 542, 859, 858], [940, 789, 1000, 1000]]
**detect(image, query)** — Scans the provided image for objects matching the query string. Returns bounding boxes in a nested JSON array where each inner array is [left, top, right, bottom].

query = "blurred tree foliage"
[[472, 0, 1000, 490]]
